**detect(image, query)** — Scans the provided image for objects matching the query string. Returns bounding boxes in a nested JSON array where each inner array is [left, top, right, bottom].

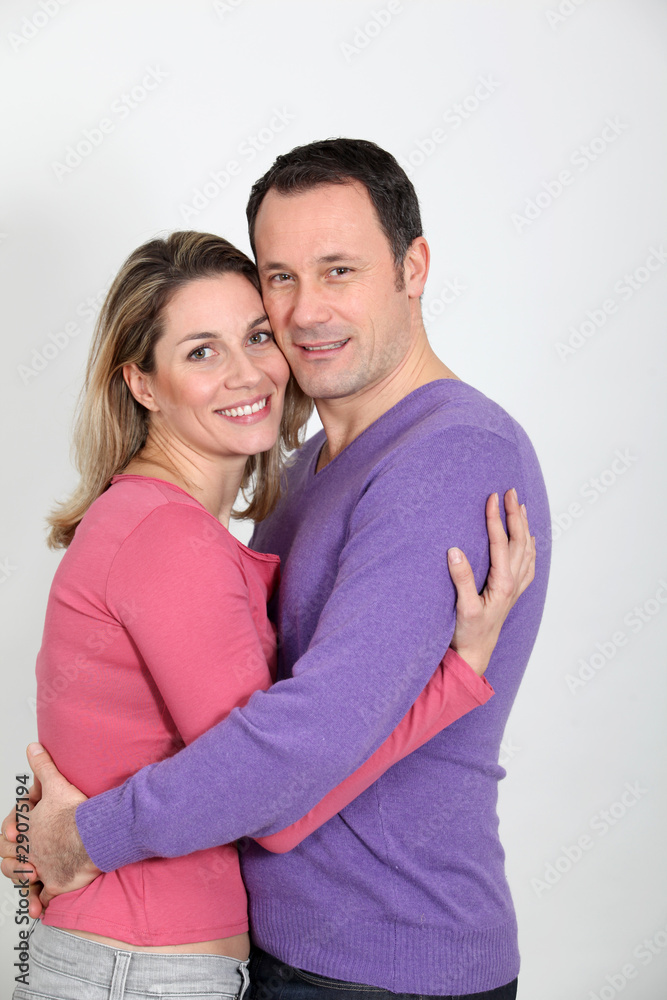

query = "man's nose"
[[289, 279, 331, 330]]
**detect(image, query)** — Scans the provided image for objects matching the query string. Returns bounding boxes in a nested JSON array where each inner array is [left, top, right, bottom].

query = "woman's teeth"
[[220, 397, 268, 417]]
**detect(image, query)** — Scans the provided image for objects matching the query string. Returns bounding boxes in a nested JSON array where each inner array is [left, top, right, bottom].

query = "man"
[[2, 139, 550, 997]]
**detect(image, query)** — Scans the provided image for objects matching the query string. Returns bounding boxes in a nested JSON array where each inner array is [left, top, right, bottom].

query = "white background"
[[1, 1, 666, 997]]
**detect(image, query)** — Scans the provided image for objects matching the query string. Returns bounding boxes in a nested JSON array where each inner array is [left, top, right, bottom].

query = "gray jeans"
[[13, 921, 250, 1000]]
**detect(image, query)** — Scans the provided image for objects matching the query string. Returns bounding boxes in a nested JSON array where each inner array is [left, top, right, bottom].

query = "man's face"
[[254, 181, 414, 401]]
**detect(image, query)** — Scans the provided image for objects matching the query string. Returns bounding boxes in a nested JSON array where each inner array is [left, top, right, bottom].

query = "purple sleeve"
[[77, 428, 515, 871]]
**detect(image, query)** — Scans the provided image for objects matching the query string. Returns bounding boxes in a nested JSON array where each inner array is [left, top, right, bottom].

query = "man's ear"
[[122, 363, 159, 412], [403, 237, 430, 298]]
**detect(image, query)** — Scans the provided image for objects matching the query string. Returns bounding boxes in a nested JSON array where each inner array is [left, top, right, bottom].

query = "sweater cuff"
[[76, 783, 150, 873], [443, 647, 494, 702]]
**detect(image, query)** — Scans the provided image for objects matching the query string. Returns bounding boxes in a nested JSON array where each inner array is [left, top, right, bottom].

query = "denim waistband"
[[22, 921, 250, 998]]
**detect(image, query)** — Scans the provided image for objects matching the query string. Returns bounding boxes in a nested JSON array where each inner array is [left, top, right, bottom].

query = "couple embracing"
[[2, 138, 550, 1000]]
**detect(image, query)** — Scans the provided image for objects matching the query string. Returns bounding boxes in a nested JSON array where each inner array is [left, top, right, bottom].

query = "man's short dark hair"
[[246, 138, 423, 285]]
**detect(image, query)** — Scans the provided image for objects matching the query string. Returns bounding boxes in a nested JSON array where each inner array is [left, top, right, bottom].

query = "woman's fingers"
[[447, 546, 482, 622], [490, 490, 536, 602], [506, 493, 535, 596], [484, 492, 513, 601], [453, 488, 536, 614]]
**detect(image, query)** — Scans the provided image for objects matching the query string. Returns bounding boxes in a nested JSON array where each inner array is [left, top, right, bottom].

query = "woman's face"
[[138, 273, 290, 465]]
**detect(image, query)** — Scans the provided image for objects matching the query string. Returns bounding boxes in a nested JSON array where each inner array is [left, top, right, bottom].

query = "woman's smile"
[[216, 393, 271, 420]]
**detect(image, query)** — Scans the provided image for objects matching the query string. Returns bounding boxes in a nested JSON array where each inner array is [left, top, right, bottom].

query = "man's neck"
[[315, 332, 459, 471]]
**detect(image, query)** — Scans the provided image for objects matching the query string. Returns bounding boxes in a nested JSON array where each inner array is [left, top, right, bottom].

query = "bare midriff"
[[60, 927, 250, 959]]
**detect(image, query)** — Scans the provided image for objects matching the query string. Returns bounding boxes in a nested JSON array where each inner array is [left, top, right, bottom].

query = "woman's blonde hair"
[[47, 231, 313, 549]]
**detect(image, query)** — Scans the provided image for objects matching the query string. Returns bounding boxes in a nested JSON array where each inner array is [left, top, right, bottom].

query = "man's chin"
[[292, 372, 364, 402]]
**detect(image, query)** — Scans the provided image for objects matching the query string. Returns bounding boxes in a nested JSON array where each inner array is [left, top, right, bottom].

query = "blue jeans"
[[13, 921, 251, 1000], [247, 946, 517, 1000]]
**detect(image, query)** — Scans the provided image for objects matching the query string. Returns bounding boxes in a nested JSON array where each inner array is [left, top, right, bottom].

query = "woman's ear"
[[122, 363, 159, 412]]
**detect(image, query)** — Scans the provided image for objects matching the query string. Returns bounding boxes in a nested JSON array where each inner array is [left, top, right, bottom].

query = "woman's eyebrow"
[[176, 331, 222, 345], [176, 315, 269, 346], [248, 314, 270, 331]]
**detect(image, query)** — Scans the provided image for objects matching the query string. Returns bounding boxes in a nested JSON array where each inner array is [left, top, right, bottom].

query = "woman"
[[10, 231, 533, 1000]]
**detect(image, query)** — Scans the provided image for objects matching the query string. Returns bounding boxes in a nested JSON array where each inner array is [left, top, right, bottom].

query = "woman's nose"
[[224, 349, 264, 389]]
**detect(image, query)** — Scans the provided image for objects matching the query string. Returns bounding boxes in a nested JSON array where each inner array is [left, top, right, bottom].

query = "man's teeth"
[[220, 397, 268, 418], [303, 340, 348, 351]]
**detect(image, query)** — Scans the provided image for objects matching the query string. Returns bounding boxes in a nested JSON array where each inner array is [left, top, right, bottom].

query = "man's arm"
[[3, 429, 528, 899], [257, 489, 534, 853], [74, 427, 524, 860], [0, 487, 533, 905]]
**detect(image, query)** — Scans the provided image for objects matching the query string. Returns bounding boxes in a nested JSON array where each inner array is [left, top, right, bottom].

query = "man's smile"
[[298, 339, 350, 353]]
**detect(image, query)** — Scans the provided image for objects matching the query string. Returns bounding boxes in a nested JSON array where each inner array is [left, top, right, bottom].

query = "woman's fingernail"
[[521, 503, 528, 518], [448, 547, 462, 564], [27, 743, 44, 756], [512, 488, 518, 502], [493, 492, 499, 507]]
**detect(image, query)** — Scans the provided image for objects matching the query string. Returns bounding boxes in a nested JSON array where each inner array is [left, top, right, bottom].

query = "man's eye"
[[247, 331, 273, 346], [189, 346, 215, 360], [270, 273, 292, 283], [330, 267, 351, 277]]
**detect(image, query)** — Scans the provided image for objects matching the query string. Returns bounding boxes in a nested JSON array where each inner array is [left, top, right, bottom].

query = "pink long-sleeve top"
[[37, 474, 492, 944]]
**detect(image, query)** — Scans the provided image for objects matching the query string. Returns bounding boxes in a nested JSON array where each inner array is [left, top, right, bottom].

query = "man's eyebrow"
[[317, 253, 363, 265], [175, 315, 268, 345], [259, 255, 363, 273], [259, 261, 288, 274]]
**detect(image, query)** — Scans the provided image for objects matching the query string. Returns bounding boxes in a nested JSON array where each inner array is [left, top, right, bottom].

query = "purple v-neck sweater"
[[77, 379, 550, 994]]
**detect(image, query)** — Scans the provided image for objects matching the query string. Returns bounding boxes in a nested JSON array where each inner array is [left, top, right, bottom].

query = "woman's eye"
[[189, 346, 215, 360], [247, 331, 273, 346]]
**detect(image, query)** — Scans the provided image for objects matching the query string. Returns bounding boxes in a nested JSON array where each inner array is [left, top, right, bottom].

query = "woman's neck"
[[122, 434, 246, 528]]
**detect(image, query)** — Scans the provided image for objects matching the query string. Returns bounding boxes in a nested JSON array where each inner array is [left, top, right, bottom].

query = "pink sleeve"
[[255, 649, 493, 853]]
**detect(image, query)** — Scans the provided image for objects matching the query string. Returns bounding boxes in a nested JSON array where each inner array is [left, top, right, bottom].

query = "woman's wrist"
[[450, 635, 498, 677]]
